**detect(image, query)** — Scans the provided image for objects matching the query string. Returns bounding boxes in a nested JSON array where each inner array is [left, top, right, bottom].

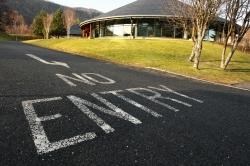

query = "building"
[[70, 25, 82, 37], [79, 0, 223, 39]]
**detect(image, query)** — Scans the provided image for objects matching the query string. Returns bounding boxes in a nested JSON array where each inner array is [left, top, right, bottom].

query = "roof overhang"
[[79, 15, 174, 27]]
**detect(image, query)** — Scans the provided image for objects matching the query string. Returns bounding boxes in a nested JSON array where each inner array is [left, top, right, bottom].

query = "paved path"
[[0, 41, 249, 165]]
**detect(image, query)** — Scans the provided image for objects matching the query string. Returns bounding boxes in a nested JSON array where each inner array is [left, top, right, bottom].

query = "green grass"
[[0, 32, 13, 41], [24, 38, 250, 85], [0, 32, 40, 41]]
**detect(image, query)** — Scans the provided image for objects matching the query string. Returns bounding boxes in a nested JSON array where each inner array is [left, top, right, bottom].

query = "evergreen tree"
[[32, 10, 46, 37], [51, 8, 66, 38]]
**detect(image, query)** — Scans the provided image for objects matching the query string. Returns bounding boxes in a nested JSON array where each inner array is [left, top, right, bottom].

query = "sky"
[[47, 0, 136, 12]]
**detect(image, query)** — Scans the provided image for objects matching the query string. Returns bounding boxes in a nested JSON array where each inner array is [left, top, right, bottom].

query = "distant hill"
[[1, 0, 102, 25]]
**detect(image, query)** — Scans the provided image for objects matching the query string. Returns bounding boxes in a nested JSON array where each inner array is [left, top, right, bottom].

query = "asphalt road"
[[0, 41, 249, 166]]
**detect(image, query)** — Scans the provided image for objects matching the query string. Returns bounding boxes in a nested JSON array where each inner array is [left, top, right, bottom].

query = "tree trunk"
[[189, 44, 196, 62], [220, 37, 229, 68], [223, 41, 239, 70], [220, 28, 230, 68], [193, 39, 202, 69], [46, 31, 49, 39], [67, 26, 71, 38], [193, 29, 206, 69], [189, 27, 196, 62], [220, 46, 226, 68], [220, 36, 234, 69]]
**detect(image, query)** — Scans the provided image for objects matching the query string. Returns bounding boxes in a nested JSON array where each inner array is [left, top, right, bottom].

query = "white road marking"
[[68, 95, 142, 133], [56, 73, 116, 87], [127, 88, 192, 112], [81, 73, 116, 84], [22, 97, 96, 154], [21, 84, 205, 154], [36, 113, 62, 122], [101, 90, 162, 118], [26, 54, 70, 68], [56, 73, 95, 87], [148, 85, 204, 103], [91, 93, 141, 124], [67, 95, 115, 134]]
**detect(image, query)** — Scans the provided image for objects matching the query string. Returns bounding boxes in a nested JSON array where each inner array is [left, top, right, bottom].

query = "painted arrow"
[[26, 54, 70, 68]]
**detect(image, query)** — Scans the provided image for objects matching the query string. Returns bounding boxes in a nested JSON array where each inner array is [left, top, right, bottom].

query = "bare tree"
[[42, 13, 53, 39], [220, 0, 250, 69], [167, 0, 224, 68], [6, 10, 26, 40], [168, 0, 199, 62], [188, 0, 224, 69], [63, 8, 76, 38], [168, 0, 193, 39]]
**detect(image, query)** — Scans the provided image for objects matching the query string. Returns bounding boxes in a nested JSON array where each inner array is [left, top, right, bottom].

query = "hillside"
[[1, 0, 102, 25]]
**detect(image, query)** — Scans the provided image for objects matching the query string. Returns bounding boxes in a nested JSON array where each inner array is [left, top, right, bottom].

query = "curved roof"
[[80, 0, 187, 26]]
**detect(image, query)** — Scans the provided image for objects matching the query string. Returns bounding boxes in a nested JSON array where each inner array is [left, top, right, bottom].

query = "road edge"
[[146, 67, 250, 92], [23, 41, 250, 92]]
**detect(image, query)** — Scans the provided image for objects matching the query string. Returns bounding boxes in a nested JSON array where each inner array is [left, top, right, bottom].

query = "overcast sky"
[[47, 0, 136, 12]]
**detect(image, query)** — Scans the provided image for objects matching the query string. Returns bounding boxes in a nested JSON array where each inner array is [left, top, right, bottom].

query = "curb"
[[145, 67, 250, 92]]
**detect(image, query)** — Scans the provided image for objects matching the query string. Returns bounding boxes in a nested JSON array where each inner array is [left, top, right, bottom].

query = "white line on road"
[[91, 93, 141, 124], [101, 90, 163, 118], [127, 88, 191, 112], [22, 97, 96, 154], [148, 85, 204, 103], [68, 94, 144, 134], [82, 73, 116, 84], [56, 73, 116, 87], [26, 54, 70, 68], [67, 95, 115, 134], [56, 73, 96, 87], [36, 114, 62, 122], [21, 84, 205, 154]]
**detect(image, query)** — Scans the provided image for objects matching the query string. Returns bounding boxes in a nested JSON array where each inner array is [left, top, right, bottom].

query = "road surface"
[[0, 41, 249, 165]]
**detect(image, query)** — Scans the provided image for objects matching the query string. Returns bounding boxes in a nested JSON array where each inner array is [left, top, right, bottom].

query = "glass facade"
[[105, 24, 133, 37], [83, 18, 185, 38]]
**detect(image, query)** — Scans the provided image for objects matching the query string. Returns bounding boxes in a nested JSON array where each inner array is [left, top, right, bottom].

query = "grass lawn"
[[24, 38, 250, 85], [0, 32, 13, 41], [0, 32, 39, 41]]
